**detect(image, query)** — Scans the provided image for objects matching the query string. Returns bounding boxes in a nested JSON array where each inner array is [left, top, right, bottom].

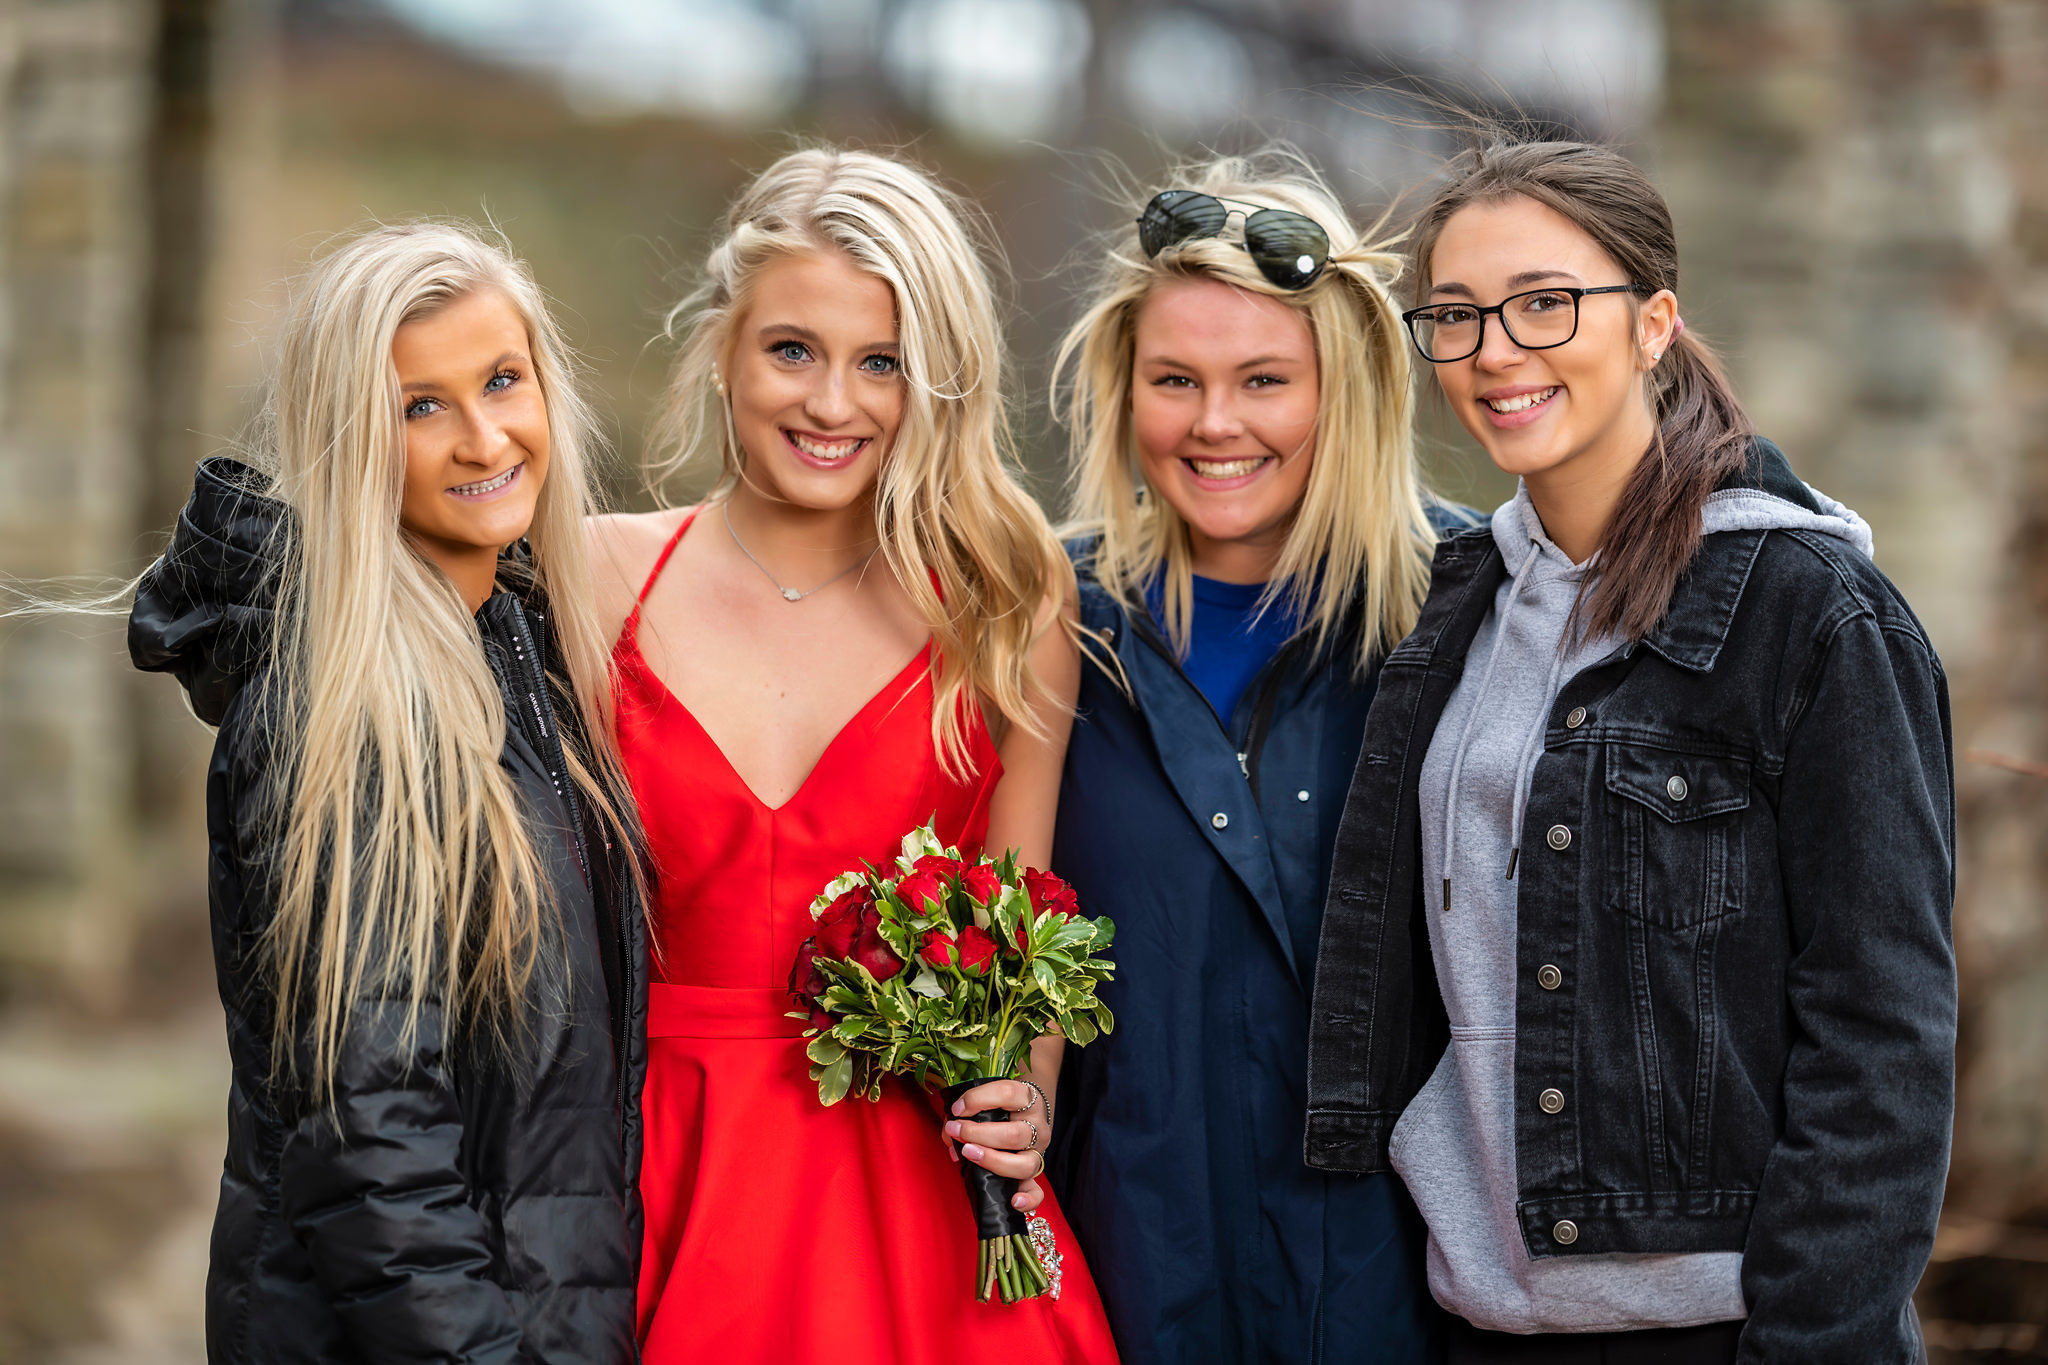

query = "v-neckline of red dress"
[[615, 627, 932, 814]]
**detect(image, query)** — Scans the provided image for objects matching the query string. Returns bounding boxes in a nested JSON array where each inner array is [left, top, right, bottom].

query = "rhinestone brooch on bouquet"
[[1027, 1212, 1063, 1300]]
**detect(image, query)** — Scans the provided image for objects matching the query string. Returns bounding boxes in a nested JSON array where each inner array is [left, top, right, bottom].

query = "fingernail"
[[1012, 1194, 1028, 1208], [951, 1100, 966, 1116], [962, 1144, 984, 1160], [944, 1121, 961, 1139]]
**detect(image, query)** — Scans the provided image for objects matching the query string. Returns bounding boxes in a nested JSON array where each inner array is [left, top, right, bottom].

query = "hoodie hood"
[[1491, 436, 1873, 575], [128, 457, 289, 726]]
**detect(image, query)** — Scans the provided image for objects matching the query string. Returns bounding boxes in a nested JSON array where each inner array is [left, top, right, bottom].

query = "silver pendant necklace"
[[722, 500, 879, 603]]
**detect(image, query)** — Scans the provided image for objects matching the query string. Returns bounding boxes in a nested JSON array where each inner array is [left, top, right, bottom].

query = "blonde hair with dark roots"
[[1055, 149, 1439, 673], [649, 146, 1067, 777], [251, 222, 635, 1101]]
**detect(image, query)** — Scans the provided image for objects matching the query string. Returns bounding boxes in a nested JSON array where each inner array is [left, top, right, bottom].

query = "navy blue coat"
[[1049, 539, 1448, 1365]]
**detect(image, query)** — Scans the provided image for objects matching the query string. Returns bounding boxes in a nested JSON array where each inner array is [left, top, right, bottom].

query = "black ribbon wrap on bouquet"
[[941, 1077, 1030, 1240]]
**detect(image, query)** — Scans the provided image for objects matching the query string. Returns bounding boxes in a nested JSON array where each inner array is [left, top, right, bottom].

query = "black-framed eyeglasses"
[[1400, 284, 1650, 363], [1136, 190, 1331, 291]]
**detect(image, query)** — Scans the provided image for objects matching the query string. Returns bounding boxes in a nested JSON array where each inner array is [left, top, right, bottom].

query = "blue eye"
[[773, 341, 811, 363], [404, 397, 440, 420], [860, 353, 899, 375], [485, 370, 517, 393]]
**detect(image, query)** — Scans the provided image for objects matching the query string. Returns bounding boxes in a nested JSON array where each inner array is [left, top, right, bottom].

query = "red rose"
[[813, 885, 903, 983], [787, 936, 834, 1031], [849, 913, 904, 983], [1022, 867, 1080, 918], [959, 863, 1001, 907], [894, 867, 950, 919], [912, 853, 966, 879], [920, 929, 960, 970], [955, 924, 1000, 976], [815, 887, 873, 960]]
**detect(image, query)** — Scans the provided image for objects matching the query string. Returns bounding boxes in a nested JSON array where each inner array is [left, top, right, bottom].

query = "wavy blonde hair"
[[250, 223, 633, 1099], [649, 146, 1065, 776], [1056, 150, 1438, 672]]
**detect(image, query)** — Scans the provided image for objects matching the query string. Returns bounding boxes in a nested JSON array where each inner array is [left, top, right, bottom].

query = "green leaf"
[[1065, 1013, 1099, 1047], [806, 1035, 848, 1066], [1092, 915, 1116, 948], [908, 966, 946, 999], [817, 1052, 854, 1106]]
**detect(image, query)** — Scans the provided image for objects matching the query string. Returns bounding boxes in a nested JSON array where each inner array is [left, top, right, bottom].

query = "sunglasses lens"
[[1138, 191, 1228, 257], [1243, 210, 1330, 289]]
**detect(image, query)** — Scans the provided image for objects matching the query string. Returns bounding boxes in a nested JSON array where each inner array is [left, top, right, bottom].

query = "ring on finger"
[[1021, 1118, 1040, 1150], [1029, 1149, 1047, 1179]]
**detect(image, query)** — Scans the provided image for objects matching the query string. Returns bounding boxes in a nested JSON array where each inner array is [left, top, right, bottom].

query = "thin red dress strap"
[[623, 508, 698, 634]]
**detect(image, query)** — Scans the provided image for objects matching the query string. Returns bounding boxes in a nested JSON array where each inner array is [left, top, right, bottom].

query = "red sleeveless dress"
[[615, 513, 1119, 1363]]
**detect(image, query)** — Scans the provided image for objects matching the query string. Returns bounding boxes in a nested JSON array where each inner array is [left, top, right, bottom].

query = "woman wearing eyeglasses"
[[1044, 153, 1457, 1364], [1303, 138, 1955, 1364]]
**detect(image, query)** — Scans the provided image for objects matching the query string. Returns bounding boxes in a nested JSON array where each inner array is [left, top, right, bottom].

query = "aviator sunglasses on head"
[[1136, 190, 1332, 291]]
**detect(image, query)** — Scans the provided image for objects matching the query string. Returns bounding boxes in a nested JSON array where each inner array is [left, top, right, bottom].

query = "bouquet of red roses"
[[787, 821, 1115, 1303]]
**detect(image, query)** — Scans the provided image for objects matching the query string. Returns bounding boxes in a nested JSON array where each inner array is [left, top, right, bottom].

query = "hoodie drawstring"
[[1439, 546, 1541, 915]]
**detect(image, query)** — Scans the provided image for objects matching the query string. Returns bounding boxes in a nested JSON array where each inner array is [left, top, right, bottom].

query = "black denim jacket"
[[1304, 442, 1956, 1362]]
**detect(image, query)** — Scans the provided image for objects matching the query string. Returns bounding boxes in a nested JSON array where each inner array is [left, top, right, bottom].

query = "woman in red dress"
[[590, 148, 1119, 1362]]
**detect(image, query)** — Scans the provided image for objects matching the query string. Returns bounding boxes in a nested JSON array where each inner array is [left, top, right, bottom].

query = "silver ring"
[[1018, 1079, 1049, 1123], [1019, 1117, 1041, 1150]]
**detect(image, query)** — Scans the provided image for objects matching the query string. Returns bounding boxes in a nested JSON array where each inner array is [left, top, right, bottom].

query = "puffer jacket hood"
[[129, 456, 287, 726]]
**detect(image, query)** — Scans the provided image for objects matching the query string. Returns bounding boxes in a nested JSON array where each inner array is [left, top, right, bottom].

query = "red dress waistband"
[[646, 982, 813, 1040]]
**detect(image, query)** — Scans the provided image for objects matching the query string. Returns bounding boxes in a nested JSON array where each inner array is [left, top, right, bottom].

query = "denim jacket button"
[[1552, 1219, 1579, 1245], [1545, 824, 1572, 851], [1666, 774, 1689, 801], [1565, 706, 1587, 729], [1537, 964, 1562, 991], [1539, 1087, 1566, 1114], [1211, 812, 1229, 830]]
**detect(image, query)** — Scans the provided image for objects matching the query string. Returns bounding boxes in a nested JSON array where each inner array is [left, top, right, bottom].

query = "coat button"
[[1211, 812, 1229, 830], [1666, 774, 1689, 801], [1553, 1219, 1579, 1245], [1539, 1087, 1565, 1114], [1564, 706, 1587, 729], [1545, 824, 1572, 851], [1296, 790, 1311, 803], [1537, 964, 1562, 991]]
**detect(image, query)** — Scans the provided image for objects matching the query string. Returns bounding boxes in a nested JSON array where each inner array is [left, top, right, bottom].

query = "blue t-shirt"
[[1144, 573, 1299, 727]]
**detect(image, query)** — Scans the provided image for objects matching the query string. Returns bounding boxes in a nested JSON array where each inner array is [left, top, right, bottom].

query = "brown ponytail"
[[1407, 139, 1753, 642]]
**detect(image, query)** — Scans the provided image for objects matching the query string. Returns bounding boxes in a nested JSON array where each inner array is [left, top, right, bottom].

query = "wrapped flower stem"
[[944, 1078, 1052, 1304]]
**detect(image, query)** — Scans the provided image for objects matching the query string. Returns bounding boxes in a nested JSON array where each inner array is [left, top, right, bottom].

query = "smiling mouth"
[[448, 463, 521, 498], [785, 429, 871, 463], [1183, 456, 1272, 480], [1484, 386, 1559, 414]]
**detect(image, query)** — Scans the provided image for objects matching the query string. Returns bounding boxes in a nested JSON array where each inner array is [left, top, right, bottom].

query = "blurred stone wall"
[[1660, 0, 2048, 1343]]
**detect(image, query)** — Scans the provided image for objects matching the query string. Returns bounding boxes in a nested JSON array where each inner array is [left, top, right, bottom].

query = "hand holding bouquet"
[[787, 822, 1116, 1303]]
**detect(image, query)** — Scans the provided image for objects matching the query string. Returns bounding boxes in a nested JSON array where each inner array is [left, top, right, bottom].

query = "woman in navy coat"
[[1046, 152, 1457, 1363]]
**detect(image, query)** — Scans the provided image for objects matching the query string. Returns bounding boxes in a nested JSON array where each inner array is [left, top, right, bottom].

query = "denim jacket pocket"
[[1603, 745, 1750, 931]]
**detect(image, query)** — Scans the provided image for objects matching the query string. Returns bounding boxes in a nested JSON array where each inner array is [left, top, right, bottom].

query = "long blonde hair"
[[250, 223, 632, 1099], [1056, 150, 1437, 672], [649, 147, 1064, 778]]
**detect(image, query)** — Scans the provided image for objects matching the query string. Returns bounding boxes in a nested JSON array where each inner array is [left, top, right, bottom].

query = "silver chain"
[[721, 501, 878, 603]]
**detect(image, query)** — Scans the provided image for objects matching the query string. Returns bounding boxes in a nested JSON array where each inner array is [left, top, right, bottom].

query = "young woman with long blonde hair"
[[127, 223, 648, 1362], [1044, 152, 1457, 1363], [589, 147, 1117, 1360]]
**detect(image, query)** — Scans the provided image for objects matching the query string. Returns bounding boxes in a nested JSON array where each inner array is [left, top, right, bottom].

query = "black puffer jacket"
[[130, 457, 648, 1364]]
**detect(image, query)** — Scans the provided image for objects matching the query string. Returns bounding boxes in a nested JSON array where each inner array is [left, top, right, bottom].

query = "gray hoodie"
[[1391, 479, 1874, 1334]]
